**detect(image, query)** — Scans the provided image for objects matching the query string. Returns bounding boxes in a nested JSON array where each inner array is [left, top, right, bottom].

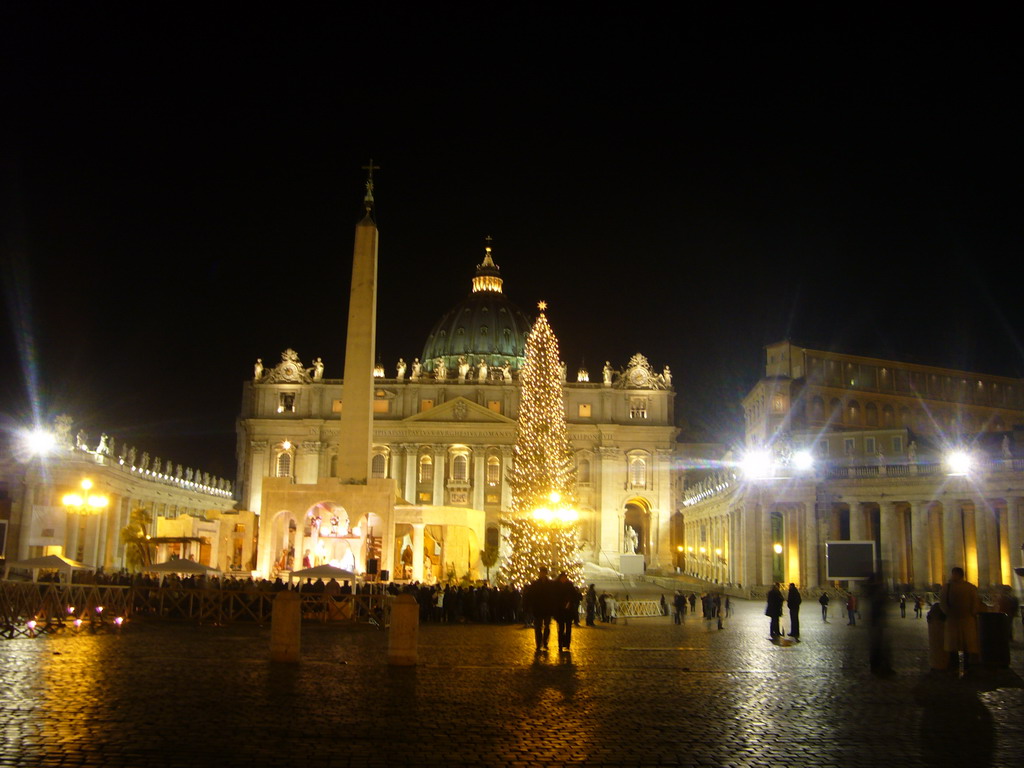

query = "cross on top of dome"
[[472, 236, 503, 293]]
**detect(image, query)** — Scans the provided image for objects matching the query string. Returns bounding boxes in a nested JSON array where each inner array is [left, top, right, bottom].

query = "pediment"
[[404, 396, 516, 425]]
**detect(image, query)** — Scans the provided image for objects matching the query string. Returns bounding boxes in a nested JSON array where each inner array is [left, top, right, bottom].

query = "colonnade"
[[681, 486, 1024, 591]]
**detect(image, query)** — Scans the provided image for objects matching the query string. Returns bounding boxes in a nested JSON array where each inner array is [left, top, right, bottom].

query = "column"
[[761, 501, 773, 587], [87, 514, 103, 568], [403, 445, 418, 503], [803, 502, 819, 587], [1009, 498, 1024, 577], [998, 506, 1010, 586], [248, 440, 269, 515], [432, 445, 445, 506], [654, 448, 673, 568], [411, 523, 425, 582], [724, 511, 734, 584], [598, 447, 621, 562], [500, 447, 514, 511], [743, 501, 757, 587], [880, 500, 897, 591], [983, 502, 1001, 586], [943, 500, 961, 575], [973, 498, 992, 587], [848, 501, 864, 540], [909, 501, 929, 590], [472, 448, 486, 510], [65, 509, 80, 560]]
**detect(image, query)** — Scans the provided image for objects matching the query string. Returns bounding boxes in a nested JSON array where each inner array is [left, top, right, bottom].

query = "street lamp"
[[62, 479, 109, 515], [740, 449, 774, 479], [23, 428, 57, 457], [944, 449, 973, 476]]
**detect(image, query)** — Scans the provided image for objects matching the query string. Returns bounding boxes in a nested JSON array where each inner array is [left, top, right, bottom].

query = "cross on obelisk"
[[362, 159, 380, 208]]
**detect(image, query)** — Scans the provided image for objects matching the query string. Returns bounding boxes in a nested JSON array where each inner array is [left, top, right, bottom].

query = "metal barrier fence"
[[1, 581, 388, 637], [617, 600, 664, 618]]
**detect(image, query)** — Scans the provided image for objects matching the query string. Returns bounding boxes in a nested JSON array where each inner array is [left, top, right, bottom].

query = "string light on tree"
[[501, 301, 583, 589]]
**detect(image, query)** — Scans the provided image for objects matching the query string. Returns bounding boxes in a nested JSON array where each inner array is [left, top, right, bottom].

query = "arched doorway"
[[624, 497, 652, 557]]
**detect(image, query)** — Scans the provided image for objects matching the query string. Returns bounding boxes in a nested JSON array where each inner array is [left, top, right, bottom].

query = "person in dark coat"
[[525, 566, 556, 652], [673, 590, 686, 624], [819, 591, 830, 621], [787, 583, 802, 640], [554, 572, 582, 652], [765, 583, 785, 638], [585, 584, 597, 626]]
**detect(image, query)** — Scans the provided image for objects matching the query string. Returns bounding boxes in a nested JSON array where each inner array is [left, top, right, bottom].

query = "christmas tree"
[[501, 302, 582, 589]]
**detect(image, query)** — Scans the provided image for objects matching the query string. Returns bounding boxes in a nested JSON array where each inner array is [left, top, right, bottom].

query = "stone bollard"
[[270, 590, 301, 663], [387, 593, 419, 666]]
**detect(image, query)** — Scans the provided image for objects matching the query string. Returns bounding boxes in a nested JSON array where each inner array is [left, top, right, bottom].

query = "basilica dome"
[[422, 244, 533, 374]]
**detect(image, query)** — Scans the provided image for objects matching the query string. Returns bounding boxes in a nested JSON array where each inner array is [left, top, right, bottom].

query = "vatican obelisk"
[[255, 164, 396, 578], [336, 163, 380, 483]]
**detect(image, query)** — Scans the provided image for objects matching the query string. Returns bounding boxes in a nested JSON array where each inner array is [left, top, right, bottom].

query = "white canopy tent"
[[288, 564, 357, 582], [3, 554, 95, 583]]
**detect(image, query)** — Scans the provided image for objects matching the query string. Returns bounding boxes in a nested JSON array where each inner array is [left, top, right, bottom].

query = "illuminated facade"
[[0, 424, 245, 571], [679, 341, 1024, 591], [237, 245, 679, 581]]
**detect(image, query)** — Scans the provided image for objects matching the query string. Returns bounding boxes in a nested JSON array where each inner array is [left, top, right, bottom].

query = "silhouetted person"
[[585, 584, 597, 626], [673, 590, 686, 624], [525, 566, 556, 653], [787, 583, 802, 640], [939, 566, 981, 673], [554, 571, 581, 652], [765, 583, 784, 638], [819, 591, 830, 621], [866, 572, 892, 675]]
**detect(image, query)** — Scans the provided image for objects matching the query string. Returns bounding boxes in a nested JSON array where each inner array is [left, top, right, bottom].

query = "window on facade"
[[486, 456, 500, 485], [452, 454, 468, 482], [844, 438, 855, 456], [419, 455, 433, 483], [865, 437, 876, 454], [811, 397, 825, 422], [579, 458, 591, 484], [276, 452, 292, 477], [578, 403, 592, 418], [892, 436, 903, 454], [866, 402, 878, 427], [371, 453, 387, 478], [329, 455, 338, 477], [629, 456, 647, 487], [848, 401, 860, 424], [816, 441, 829, 456], [629, 398, 648, 419], [882, 405, 894, 428], [278, 392, 296, 413]]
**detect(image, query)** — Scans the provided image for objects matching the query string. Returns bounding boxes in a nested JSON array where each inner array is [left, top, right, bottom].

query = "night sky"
[[1, 8, 1019, 480]]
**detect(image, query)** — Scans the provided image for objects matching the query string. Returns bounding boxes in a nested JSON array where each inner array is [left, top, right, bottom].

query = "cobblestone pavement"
[[2, 598, 1023, 768]]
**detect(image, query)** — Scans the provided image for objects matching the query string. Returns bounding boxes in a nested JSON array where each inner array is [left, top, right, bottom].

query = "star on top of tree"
[[538, 300, 547, 311]]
